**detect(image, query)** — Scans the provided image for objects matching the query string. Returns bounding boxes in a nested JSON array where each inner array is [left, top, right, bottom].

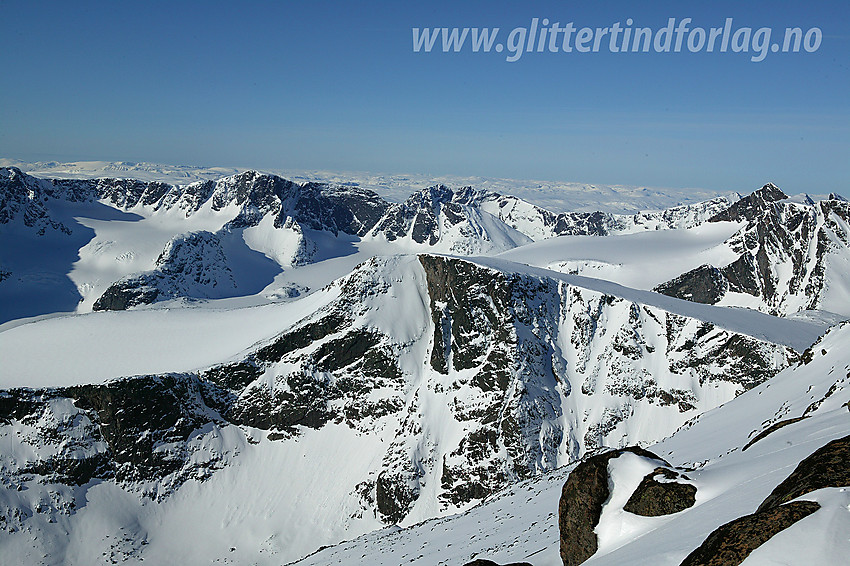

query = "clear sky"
[[1, 0, 848, 194]]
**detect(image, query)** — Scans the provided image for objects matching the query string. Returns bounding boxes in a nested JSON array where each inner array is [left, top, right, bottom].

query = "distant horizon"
[[3, 155, 845, 216]]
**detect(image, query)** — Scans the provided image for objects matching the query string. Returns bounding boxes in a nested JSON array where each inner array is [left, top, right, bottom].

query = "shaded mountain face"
[[92, 231, 237, 310], [0, 255, 796, 552], [655, 185, 850, 316]]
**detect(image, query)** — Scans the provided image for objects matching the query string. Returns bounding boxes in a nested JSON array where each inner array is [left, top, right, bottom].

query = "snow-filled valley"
[[1, 161, 849, 566]]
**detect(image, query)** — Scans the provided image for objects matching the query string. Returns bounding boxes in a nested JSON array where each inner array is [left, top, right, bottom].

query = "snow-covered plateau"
[[0, 161, 848, 566]]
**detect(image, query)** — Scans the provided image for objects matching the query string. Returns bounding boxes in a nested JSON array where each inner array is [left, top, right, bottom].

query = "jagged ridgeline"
[[654, 184, 850, 316], [1, 166, 740, 319]]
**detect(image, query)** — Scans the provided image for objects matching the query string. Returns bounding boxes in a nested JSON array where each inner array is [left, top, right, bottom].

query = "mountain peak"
[[708, 183, 789, 223], [412, 184, 454, 204], [755, 183, 788, 202]]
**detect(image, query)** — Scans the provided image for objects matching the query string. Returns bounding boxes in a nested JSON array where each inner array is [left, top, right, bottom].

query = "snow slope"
[[0, 255, 826, 389], [0, 290, 337, 388], [496, 221, 743, 290], [292, 323, 850, 566]]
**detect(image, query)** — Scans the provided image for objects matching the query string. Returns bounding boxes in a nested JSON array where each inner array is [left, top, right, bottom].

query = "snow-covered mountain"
[[290, 321, 850, 566], [0, 167, 742, 322], [655, 184, 850, 317], [1, 164, 848, 566], [1, 157, 750, 214], [0, 254, 824, 564]]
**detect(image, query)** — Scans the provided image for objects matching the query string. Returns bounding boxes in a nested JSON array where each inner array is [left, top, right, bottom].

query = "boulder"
[[559, 446, 665, 566], [678, 501, 820, 566], [623, 467, 697, 516]]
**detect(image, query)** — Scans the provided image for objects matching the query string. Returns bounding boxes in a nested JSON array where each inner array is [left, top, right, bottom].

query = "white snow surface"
[[496, 221, 742, 290], [0, 290, 337, 388]]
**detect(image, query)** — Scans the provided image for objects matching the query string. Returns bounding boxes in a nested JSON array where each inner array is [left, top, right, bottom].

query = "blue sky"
[[1, 0, 848, 194]]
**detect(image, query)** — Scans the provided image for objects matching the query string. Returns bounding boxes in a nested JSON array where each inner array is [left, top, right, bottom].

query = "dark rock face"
[[553, 210, 613, 236], [92, 277, 161, 310], [741, 416, 808, 452], [231, 331, 402, 433], [678, 501, 820, 566], [654, 265, 728, 305], [0, 167, 74, 234], [416, 254, 790, 522], [559, 447, 666, 566], [708, 183, 788, 224], [623, 467, 696, 516], [67, 375, 228, 482], [756, 434, 850, 512], [371, 185, 453, 244], [375, 467, 420, 524], [0, 374, 232, 489], [418, 255, 565, 510]]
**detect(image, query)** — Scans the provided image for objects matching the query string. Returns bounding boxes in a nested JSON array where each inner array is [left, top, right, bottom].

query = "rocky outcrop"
[[92, 280, 162, 311], [656, 184, 850, 315], [93, 231, 236, 310], [678, 501, 820, 566], [558, 447, 665, 566], [623, 467, 697, 516], [0, 167, 73, 234], [708, 183, 788, 223], [756, 434, 850, 512], [741, 416, 809, 451], [654, 265, 728, 305]]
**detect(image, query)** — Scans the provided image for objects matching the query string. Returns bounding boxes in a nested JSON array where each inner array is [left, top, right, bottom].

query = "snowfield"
[[1, 162, 848, 566]]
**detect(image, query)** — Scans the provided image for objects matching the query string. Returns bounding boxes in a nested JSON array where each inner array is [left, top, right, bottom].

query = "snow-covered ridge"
[[467, 256, 827, 353]]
